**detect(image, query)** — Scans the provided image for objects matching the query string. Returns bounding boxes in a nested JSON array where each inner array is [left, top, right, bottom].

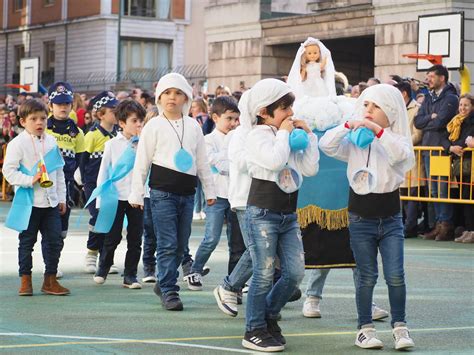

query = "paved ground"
[[0, 202, 473, 354]]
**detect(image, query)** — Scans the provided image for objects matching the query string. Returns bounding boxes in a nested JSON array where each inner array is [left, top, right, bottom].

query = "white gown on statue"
[[301, 63, 329, 98]]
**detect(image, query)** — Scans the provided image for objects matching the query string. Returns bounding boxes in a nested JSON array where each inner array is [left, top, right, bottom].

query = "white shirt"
[[319, 124, 413, 193], [129, 114, 216, 206], [96, 132, 135, 207], [228, 126, 251, 210], [3, 131, 66, 208], [245, 125, 320, 182], [205, 128, 231, 199]]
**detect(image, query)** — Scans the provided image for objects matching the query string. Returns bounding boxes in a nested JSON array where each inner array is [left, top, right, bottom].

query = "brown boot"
[[423, 222, 441, 240], [41, 274, 70, 295], [435, 222, 455, 241], [18, 275, 33, 296]]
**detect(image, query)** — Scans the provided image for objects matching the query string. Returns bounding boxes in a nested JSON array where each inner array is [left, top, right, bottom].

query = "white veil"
[[355, 84, 415, 173], [287, 37, 336, 99]]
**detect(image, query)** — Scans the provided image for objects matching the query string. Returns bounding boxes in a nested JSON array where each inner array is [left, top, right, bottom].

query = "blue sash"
[[5, 146, 65, 232], [84, 140, 137, 234]]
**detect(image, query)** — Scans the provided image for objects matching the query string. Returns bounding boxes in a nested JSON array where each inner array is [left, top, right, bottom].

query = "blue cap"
[[48, 82, 74, 104], [90, 91, 119, 111]]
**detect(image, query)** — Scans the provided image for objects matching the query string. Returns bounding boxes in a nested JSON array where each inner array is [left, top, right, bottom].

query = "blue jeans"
[[150, 189, 194, 294], [349, 212, 407, 328], [245, 206, 305, 331], [18, 207, 62, 276], [84, 182, 106, 251], [191, 197, 232, 274], [423, 155, 453, 223], [143, 198, 194, 269], [223, 209, 253, 292], [194, 179, 205, 213]]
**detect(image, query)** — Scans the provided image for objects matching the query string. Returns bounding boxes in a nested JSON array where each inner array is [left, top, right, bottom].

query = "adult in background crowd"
[[414, 65, 459, 241]]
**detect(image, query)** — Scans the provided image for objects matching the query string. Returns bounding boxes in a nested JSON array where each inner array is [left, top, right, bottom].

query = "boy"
[[3, 99, 70, 296], [46, 82, 85, 265], [93, 99, 146, 288], [186, 96, 240, 291], [81, 91, 118, 273], [129, 73, 216, 311]]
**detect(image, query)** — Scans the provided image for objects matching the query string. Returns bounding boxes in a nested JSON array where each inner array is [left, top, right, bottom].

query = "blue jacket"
[[414, 83, 459, 151]]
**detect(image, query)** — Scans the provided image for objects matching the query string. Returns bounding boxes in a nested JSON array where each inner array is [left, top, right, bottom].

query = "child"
[[241, 79, 319, 352], [186, 96, 240, 290], [319, 84, 415, 350], [92, 99, 146, 288], [3, 99, 69, 296], [129, 73, 216, 311], [81, 91, 119, 274], [287, 37, 336, 99], [46, 82, 85, 262]]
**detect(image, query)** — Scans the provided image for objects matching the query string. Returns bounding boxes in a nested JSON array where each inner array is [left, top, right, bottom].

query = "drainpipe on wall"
[[116, 0, 122, 83]]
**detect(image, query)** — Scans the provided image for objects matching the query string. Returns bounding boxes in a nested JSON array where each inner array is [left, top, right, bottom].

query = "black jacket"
[[440, 111, 474, 154], [414, 83, 459, 151]]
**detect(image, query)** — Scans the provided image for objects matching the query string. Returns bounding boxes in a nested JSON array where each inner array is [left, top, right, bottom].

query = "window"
[[14, 0, 25, 12], [123, 0, 171, 19], [43, 0, 56, 6], [43, 41, 55, 70], [120, 39, 171, 71], [14, 45, 25, 74]]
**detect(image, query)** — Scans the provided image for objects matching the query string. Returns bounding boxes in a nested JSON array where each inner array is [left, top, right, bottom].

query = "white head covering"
[[155, 73, 193, 116], [355, 84, 415, 173], [287, 37, 336, 99], [238, 78, 292, 130]]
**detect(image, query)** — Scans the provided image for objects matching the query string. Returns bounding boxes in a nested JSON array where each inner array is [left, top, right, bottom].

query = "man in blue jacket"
[[414, 65, 459, 241]]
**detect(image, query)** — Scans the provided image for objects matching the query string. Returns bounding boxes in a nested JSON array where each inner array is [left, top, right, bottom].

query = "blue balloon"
[[348, 127, 375, 149], [174, 148, 193, 172], [289, 129, 309, 151]]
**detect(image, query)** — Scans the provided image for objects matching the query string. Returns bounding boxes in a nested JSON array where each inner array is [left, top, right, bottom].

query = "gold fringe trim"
[[297, 205, 349, 230]]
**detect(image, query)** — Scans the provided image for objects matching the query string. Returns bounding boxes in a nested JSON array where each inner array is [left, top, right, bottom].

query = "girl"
[[287, 37, 336, 99], [319, 84, 415, 350], [129, 73, 216, 311], [444, 94, 474, 243], [241, 78, 319, 352]]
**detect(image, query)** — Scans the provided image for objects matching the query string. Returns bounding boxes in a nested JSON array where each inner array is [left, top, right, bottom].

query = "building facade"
[[205, 0, 473, 93], [0, 0, 206, 94]]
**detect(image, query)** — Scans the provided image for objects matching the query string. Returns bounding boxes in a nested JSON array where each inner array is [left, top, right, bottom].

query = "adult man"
[[414, 65, 458, 241]]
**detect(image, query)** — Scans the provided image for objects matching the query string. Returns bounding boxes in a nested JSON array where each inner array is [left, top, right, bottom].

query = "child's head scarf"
[[155, 73, 193, 116]]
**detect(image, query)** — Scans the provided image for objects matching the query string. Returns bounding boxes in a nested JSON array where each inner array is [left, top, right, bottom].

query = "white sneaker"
[[109, 265, 119, 274], [200, 211, 206, 220], [372, 304, 389, 320], [355, 327, 384, 349], [213, 286, 238, 317], [393, 325, 414, 350], [302, 296, 321, 318], [93, 275, 106, 284], [186, 272, 203, 291], [84, 250, 98, 274], [56, 270, 64, 279], [193, 213, 202, 220]]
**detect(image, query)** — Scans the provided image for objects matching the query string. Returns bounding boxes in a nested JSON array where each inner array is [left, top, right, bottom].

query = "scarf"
[[447, 113, 468, 142]]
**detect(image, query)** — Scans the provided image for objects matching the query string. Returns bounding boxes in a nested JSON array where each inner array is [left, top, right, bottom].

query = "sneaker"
[[372, 304, 389, 320], [56, 270, 64, 279], [162, 291, 184, 311], [123, 275, 142, 289], [242, 328, 284, 352], [303, 296, 321, 318], [242, 283, 249, 293], [181, 260, 192, 281], [142, 265, 156, 283], [202, 265, 211, 277], [93, 267, 109, 284], [266, 319, 286, 345], [109, 265, 119, 274], [355, 327, 383, 349], [237, 290, 243, 305], [213, 286, 238, 317], [186, 273, 203, 291], [200, 211, 206, 220], [393, 325, 415, 350], [84, 249, 98, 274], [193, 212, 202, 220], [288, 288, 302, 302]]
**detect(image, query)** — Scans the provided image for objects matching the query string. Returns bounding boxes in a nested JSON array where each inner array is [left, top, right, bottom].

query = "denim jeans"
[[84, 182, 106, 251], [245, 206, 305, 331], [150, 188, 194, 294], [191, 197, 232, 274], [143, 198, 194, 269], [349, 212, 407, 328], [423, 155, 453, 223], [18, 207, 62, 276], [194, 179, 205, 213], [99, 201, 143, 277], [223, 209, 253, 293], [228, 210, 246, 274]]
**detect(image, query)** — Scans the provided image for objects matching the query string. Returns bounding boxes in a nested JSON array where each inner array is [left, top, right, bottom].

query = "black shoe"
[[186, 273, 203, 291], [202, 266, 211, 277], [266, 319, 286, 345], [288, 288, 302, 302], [122, 275, 142, 289], [404, 229, 418, 238], [242, 328, 284, 352], [162, 291, 183, 311]]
